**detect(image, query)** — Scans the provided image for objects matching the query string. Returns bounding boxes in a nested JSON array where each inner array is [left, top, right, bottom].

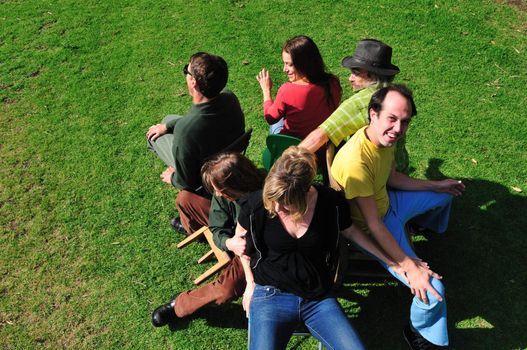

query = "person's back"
[[265, 79, 341, 139], [173, 90, 244, 190]]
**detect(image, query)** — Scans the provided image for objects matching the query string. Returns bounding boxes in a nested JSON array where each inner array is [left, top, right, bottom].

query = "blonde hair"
[[263, 146, 317, 222]]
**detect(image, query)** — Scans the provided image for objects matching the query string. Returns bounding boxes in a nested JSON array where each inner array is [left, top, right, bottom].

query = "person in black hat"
[[299, 38, 409, 173]]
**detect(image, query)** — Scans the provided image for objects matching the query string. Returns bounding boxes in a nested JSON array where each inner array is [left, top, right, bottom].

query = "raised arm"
[[256, 68, 273, 103], [298, 127, 330, 153]]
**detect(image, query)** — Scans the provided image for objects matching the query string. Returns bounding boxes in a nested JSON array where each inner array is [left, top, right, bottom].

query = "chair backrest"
[[223, 128, 253, 155], [325, 142, 342, 191], [262, 134, 302, 171]]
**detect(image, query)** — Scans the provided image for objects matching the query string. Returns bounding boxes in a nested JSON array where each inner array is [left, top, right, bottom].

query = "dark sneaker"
[[170, 217, 187, 235], [151, 302, 178, 327], [403, 325, 443, 349]]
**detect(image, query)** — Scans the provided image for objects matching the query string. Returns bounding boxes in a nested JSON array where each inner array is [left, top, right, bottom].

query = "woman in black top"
[[236, 146, 406, 350]]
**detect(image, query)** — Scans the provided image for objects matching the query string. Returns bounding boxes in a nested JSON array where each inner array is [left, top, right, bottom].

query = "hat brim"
[[341, 56, 400, 76]]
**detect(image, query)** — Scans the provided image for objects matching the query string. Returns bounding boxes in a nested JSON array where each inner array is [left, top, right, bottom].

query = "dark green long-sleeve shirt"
[[166, 90, 245, 190], [209, 196, 241, 252]]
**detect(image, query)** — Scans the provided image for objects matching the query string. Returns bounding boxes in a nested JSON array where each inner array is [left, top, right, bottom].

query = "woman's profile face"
[[282, 51, 303, 83]]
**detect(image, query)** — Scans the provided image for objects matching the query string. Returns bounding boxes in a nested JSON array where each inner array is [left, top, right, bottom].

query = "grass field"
[[1, 0, 526, 349]]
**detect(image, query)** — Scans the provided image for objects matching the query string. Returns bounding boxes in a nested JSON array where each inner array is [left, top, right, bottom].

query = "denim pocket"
[[252, 285, 278, 302]]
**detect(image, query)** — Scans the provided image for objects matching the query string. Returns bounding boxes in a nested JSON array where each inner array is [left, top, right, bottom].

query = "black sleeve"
[[237, 191, 265, 258], [237, 194, 252, 231]]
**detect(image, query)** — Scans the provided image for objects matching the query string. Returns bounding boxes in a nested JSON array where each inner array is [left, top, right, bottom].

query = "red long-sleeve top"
[[263, 78, 342, 139]]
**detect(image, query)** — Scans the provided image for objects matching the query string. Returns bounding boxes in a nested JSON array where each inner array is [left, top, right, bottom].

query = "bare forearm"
[[261, 89, 272, 103], [341, 225, 395, 266], [240, 256, 254, 284], [298, 128, 329, 153], [388, 170, 436, 191], [368, 221, 416, 270]]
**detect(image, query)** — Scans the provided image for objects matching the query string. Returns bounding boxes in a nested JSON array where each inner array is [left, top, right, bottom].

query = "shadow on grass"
[[345, 158, 527, 349], [168, 302, 247, 332], [166, 158, 526, 349]]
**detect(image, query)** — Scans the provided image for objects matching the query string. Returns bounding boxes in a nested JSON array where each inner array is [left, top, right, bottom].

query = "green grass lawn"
[[1, 0, 526, 349]]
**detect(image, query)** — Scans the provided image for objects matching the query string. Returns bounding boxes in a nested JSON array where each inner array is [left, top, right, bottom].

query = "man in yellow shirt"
[[331, 85, 465, 349]]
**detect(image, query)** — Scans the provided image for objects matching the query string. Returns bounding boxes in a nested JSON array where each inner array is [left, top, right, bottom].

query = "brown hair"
[[189, 52, 228, 98], [282, 35, 339, 108], [201, 152, 265, 199]]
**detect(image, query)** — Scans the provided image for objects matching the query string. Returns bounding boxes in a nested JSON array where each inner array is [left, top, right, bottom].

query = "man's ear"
[[368, 108, 377, 124], [188, 76, 198, 90]]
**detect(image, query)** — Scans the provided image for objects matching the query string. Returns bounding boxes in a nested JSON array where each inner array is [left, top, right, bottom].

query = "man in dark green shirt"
[[146, 52, 245, 233]]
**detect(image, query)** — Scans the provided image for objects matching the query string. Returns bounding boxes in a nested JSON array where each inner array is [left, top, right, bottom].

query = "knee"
[[175, 190, 192, 209], [161, 115, 174, 124], [427, 277, 446, 305], [214, 284, 237, 305], [437, 192, 453, 207]]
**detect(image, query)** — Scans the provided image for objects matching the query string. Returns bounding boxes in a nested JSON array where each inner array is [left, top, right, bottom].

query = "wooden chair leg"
[[194, 258, 231, 285], [177, 226, 207, 248]]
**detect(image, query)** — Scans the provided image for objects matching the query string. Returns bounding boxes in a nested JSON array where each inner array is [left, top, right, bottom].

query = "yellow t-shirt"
[[331, 126, 394, 230]]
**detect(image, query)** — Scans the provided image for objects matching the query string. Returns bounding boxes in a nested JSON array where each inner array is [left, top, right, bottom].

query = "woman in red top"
[[256, 35, 342, 139]]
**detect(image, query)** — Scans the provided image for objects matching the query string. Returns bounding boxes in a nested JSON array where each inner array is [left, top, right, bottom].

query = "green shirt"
[[169, 90, 245, 190], [209, 196, 240, 252]]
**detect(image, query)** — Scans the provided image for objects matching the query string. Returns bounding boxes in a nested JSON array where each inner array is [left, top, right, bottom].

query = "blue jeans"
[[381, 190, 452, 346], [248, 285, 365, 350], [269, 118, 285, 134]]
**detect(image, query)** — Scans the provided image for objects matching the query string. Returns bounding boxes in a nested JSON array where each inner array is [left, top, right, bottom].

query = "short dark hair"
[[189, 52, 228, 98], [368, 84, 417, 121], [201, 152, 265, 199]]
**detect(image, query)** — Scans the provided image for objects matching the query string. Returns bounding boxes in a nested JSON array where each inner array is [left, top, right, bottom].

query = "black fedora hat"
[[341, 39, 400, 76]]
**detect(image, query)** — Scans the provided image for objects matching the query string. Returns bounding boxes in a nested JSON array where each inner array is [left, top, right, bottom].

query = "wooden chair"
[[177, 226, 232, 285]]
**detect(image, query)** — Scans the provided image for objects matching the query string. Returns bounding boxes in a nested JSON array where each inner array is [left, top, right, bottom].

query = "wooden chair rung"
[[177, 226, 208, 249], [198, 250, 214, 264], [177, 226, 232, 285]]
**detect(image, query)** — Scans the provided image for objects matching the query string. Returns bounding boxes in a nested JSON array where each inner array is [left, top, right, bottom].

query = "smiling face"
[[368, 90, 413, 148], [282, 51, 304, 83]]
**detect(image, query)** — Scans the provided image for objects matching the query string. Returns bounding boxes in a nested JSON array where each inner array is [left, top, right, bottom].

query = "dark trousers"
[[174, 256, 246, 317]]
